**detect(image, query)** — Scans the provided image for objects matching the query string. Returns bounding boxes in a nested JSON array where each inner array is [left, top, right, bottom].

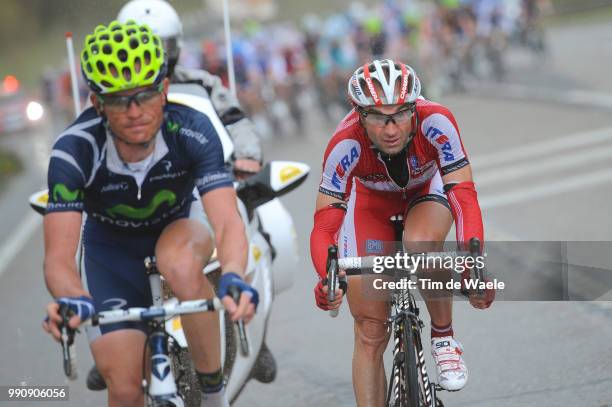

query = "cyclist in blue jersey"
[[41, 20, 257, 407]]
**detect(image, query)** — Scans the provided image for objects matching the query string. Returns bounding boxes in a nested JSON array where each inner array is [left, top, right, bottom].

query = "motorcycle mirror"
[[29, 189, 48, 216], [237, 161, 309, 215]]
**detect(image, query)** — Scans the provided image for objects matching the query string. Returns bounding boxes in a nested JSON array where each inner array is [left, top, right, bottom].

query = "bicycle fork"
[[144, 257, 184, 407]]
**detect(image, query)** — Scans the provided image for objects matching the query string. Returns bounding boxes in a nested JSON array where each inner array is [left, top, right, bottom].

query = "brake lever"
[[327, 245, 340, 318], [469, 237, 484, 296], [58, 304, 78, 380], [228, 286, 250, 357]]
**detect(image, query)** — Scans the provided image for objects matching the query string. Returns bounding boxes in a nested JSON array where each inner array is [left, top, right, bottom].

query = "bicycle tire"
[[163, 270, 237, 407], [170, 347, 200, 407], [402, 320, 420, 407]]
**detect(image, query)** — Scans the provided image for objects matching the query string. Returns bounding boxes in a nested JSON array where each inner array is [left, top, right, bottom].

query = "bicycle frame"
[[144, 257, 184, 406], [386, 286, 437, 407], [57, 256, 224, 407]]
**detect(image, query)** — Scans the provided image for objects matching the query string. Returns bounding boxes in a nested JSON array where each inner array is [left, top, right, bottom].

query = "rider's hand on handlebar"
[[461, 271, 495, 309], [218, 272, 259, 323], [314, 271, 346, 311], [468, 283, 495, 309], [42, 296, 95, 341], [233, 159, 261, 179]]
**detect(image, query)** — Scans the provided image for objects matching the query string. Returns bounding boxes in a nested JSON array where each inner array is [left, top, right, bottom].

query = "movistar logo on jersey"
[[167, 120, 180, 133], [106, 189, 177, 219], [425, 127, 455, 162], [52, 184, 84, 202]]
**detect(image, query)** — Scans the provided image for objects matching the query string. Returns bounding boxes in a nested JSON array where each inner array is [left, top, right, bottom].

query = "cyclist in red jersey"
[[310, 59, 493, 403]]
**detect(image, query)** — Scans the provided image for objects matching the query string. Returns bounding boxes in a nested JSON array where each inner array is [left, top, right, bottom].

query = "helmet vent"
[[102, 44, 112, 55], [122, 67, 132, 81], [129, 38, 139, 50], [134, 57, 142, 73], [144, 50, 151, 65], [109, 63, 119, 78], [114, 33, 124, 43], [96, 61, 106, 74], [117, 49, 128, 62]]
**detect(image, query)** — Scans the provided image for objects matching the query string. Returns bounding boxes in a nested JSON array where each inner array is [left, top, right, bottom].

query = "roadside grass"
[[0, 149, 23, 192], [545, 4, 612, 26]]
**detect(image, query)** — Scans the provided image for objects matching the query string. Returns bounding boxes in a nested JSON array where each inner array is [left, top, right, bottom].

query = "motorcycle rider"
[[118, 0, 262, 174]]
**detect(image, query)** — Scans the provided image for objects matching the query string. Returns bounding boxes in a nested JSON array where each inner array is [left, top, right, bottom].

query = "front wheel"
[[170, 347, 200, 407], [402, 321, 420, 407]]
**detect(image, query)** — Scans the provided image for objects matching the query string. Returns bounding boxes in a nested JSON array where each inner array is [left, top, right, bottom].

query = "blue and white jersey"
[[47, 103, 233, 233]]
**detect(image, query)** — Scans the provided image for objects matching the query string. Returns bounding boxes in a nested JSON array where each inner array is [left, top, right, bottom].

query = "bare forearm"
[[44, 257, 88, 298], [215, 218, 248, 275]]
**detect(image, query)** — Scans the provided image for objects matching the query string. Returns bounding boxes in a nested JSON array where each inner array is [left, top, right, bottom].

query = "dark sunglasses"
[[98, 83, 164, 112], [358, 105, 415, 127]]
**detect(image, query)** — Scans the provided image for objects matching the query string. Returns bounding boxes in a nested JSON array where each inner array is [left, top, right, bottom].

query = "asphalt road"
[[0, 18, 611, 407]]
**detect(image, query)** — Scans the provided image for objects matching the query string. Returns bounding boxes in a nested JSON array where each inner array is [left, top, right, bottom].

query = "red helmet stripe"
[[398, 63, 409, 104], [363, 63, 382, 106]]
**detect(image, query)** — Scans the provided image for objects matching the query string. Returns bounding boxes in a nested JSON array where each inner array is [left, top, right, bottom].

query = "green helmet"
[[81, 20, 166, 94]]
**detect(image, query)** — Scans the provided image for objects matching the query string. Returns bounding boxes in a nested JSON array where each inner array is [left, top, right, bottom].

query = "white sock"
[[201, 387, 229, 407]]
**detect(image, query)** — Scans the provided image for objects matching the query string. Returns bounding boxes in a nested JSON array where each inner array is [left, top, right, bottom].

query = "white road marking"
[[471, 126, 612, 169], [476, 143, 612, 187], [0, 211, 42, 277], [476, 83, 612, 111], [479, 167, 612, 209]]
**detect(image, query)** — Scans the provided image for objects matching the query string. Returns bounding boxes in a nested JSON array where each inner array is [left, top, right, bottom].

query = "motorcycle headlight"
[[26, 101, 44, 121]]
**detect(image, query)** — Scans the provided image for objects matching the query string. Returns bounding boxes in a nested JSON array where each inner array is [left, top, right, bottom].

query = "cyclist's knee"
[[99, 366, 142, 406], [354, 317, 389, 355], [403, 231, 445, 253], [107, 382, 143, 406], [156, 243, 211, 299], [161, 259, 209, 299]]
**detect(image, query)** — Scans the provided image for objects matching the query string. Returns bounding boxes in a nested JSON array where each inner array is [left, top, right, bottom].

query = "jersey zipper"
[[376, 152, 410, 194]]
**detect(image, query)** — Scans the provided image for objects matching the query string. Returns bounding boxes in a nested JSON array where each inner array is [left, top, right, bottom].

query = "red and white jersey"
[[319, 98, 469, 200]]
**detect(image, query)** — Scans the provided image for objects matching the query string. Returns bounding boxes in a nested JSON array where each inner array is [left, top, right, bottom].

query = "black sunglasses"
[[98, 83, 164, 112]]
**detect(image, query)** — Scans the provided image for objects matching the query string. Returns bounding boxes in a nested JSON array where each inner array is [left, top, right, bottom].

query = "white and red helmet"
[[348, 59, 421, 107]]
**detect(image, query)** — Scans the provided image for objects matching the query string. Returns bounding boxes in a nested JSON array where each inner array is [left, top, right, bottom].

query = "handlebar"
[[327, 245, 339, 318], [58, 304, 78, 380], [229, 286, 250, 357], [331, 237, 487, 300], [469, 237, 485, 296], [325, 245, 348, 318], [55, 296, 250, 379], [88, 298, 223, 326]]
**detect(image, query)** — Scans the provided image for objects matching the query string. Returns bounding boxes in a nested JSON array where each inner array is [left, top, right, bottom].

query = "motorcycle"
[[29, 83, 309, 405]]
